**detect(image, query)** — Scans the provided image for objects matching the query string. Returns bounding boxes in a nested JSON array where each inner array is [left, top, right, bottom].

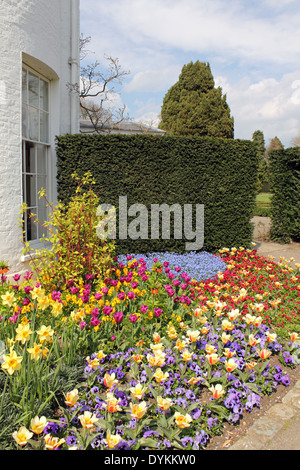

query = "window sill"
[[20, 241, 52, 263]]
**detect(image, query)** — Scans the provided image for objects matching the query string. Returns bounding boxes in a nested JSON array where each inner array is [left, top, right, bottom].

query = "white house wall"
[[0, 0, 80, 276]]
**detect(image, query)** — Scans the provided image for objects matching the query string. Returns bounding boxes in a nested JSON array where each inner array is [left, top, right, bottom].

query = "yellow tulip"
[[78, 411, 99, 429], [129, 383, 148, 399], [258, 348, 272, 360], [153, 368, 169, 383], [12, 426, 33, 446], [206, 353, 220, 365], [103, 393, 122, 413], [181, 349, 193, 362], [157, 396, 173, 411], [30, 416, 48, 435], [174, 412, 192, 429], [130, 401, 147, 419], [225, 358, 238, 373], [186, 329, 200, 342], [64, 389, 79, 407], [209, 384, 225, 399], [104, 430, 122, 449], [103, 372, 118, 389], [44, 434, 65, 450]]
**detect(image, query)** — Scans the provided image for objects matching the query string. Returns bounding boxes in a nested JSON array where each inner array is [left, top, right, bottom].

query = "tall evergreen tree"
[[158, 61, 234, 138]]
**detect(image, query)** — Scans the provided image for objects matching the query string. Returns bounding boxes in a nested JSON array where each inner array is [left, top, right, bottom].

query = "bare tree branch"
[[68, 34, 131, 134]]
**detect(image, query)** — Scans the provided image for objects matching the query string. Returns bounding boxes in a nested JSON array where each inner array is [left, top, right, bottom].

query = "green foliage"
[[56, 134, 258, 254], [252, 130, 269, 192], [22, 172, 115, 289], [269, 147, 300, 243], [158, 61, 234, 138]]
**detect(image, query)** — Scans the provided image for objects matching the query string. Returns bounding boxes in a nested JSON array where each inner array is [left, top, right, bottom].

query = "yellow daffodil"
[[51, 301, 63, 316], [15, 323, 33, 344], [12, 426, 33, 446], [30, 416, 48, 435], [27, 343, 43, 361], [209, 384, 225, 399], [1, 349, 23, 375], [130, 401, 147, 419], [1, 291, 16, 307], [37, 295, 51, 310], [36, 325, 54, 343], [64, 389, 79, 407], [174, 412, 192, 429]]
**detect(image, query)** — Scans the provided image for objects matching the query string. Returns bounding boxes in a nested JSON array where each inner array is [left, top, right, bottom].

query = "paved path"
[[229, 234, 300, 451]]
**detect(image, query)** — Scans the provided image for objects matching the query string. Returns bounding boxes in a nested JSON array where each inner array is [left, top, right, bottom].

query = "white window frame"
[[22, 65, 51, 249]]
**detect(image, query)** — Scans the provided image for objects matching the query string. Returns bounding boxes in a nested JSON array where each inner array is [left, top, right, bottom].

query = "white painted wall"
[[0, 0, 80, 275]]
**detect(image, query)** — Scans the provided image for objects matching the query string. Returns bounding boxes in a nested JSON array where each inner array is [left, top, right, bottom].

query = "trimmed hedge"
[[56, 134, 258, 255], [269, 147, 300, 243]]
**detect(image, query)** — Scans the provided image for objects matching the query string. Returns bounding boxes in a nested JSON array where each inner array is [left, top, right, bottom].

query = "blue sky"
[[80, 0, 300, 147]]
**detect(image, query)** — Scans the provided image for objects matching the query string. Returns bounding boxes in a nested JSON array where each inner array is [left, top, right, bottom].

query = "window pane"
[[26, 175, 37, 207], [28, 72, 39, 108], [40, 111, 49, 143], [26, 209, 38, 241], [36, 144, 47, 174], [28, 106, 39, 141], [25, 141, 36, 173], [40, 79, 49, 112], [22, 104, 29, 139], [37, 206, 47, 239], [22, 69, 27, 103]]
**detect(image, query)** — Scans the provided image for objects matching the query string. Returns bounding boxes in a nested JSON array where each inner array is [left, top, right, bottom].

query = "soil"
[[205, 363, 300, 450]]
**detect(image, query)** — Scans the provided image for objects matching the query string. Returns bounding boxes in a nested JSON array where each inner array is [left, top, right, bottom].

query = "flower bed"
[[0, 246, 299, 450]]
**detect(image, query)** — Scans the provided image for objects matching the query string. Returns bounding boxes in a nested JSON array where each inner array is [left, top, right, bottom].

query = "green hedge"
[[270, 147, 300, 243], [56, 134, 258, 255]]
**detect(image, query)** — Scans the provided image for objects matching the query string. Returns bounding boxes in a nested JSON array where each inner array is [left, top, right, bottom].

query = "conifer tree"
[[158, 61, 234, 138]]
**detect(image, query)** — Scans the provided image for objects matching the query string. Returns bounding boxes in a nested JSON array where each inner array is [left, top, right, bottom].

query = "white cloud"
[[222, 72, 300, 145]]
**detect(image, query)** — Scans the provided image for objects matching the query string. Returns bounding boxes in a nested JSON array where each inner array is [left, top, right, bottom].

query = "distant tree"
[[68, 34, 130, 133], [291, 134, 300, 147], [158, 61, 234, 138], [252, 130, 269, 192], [265, 136, 284, 161]]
